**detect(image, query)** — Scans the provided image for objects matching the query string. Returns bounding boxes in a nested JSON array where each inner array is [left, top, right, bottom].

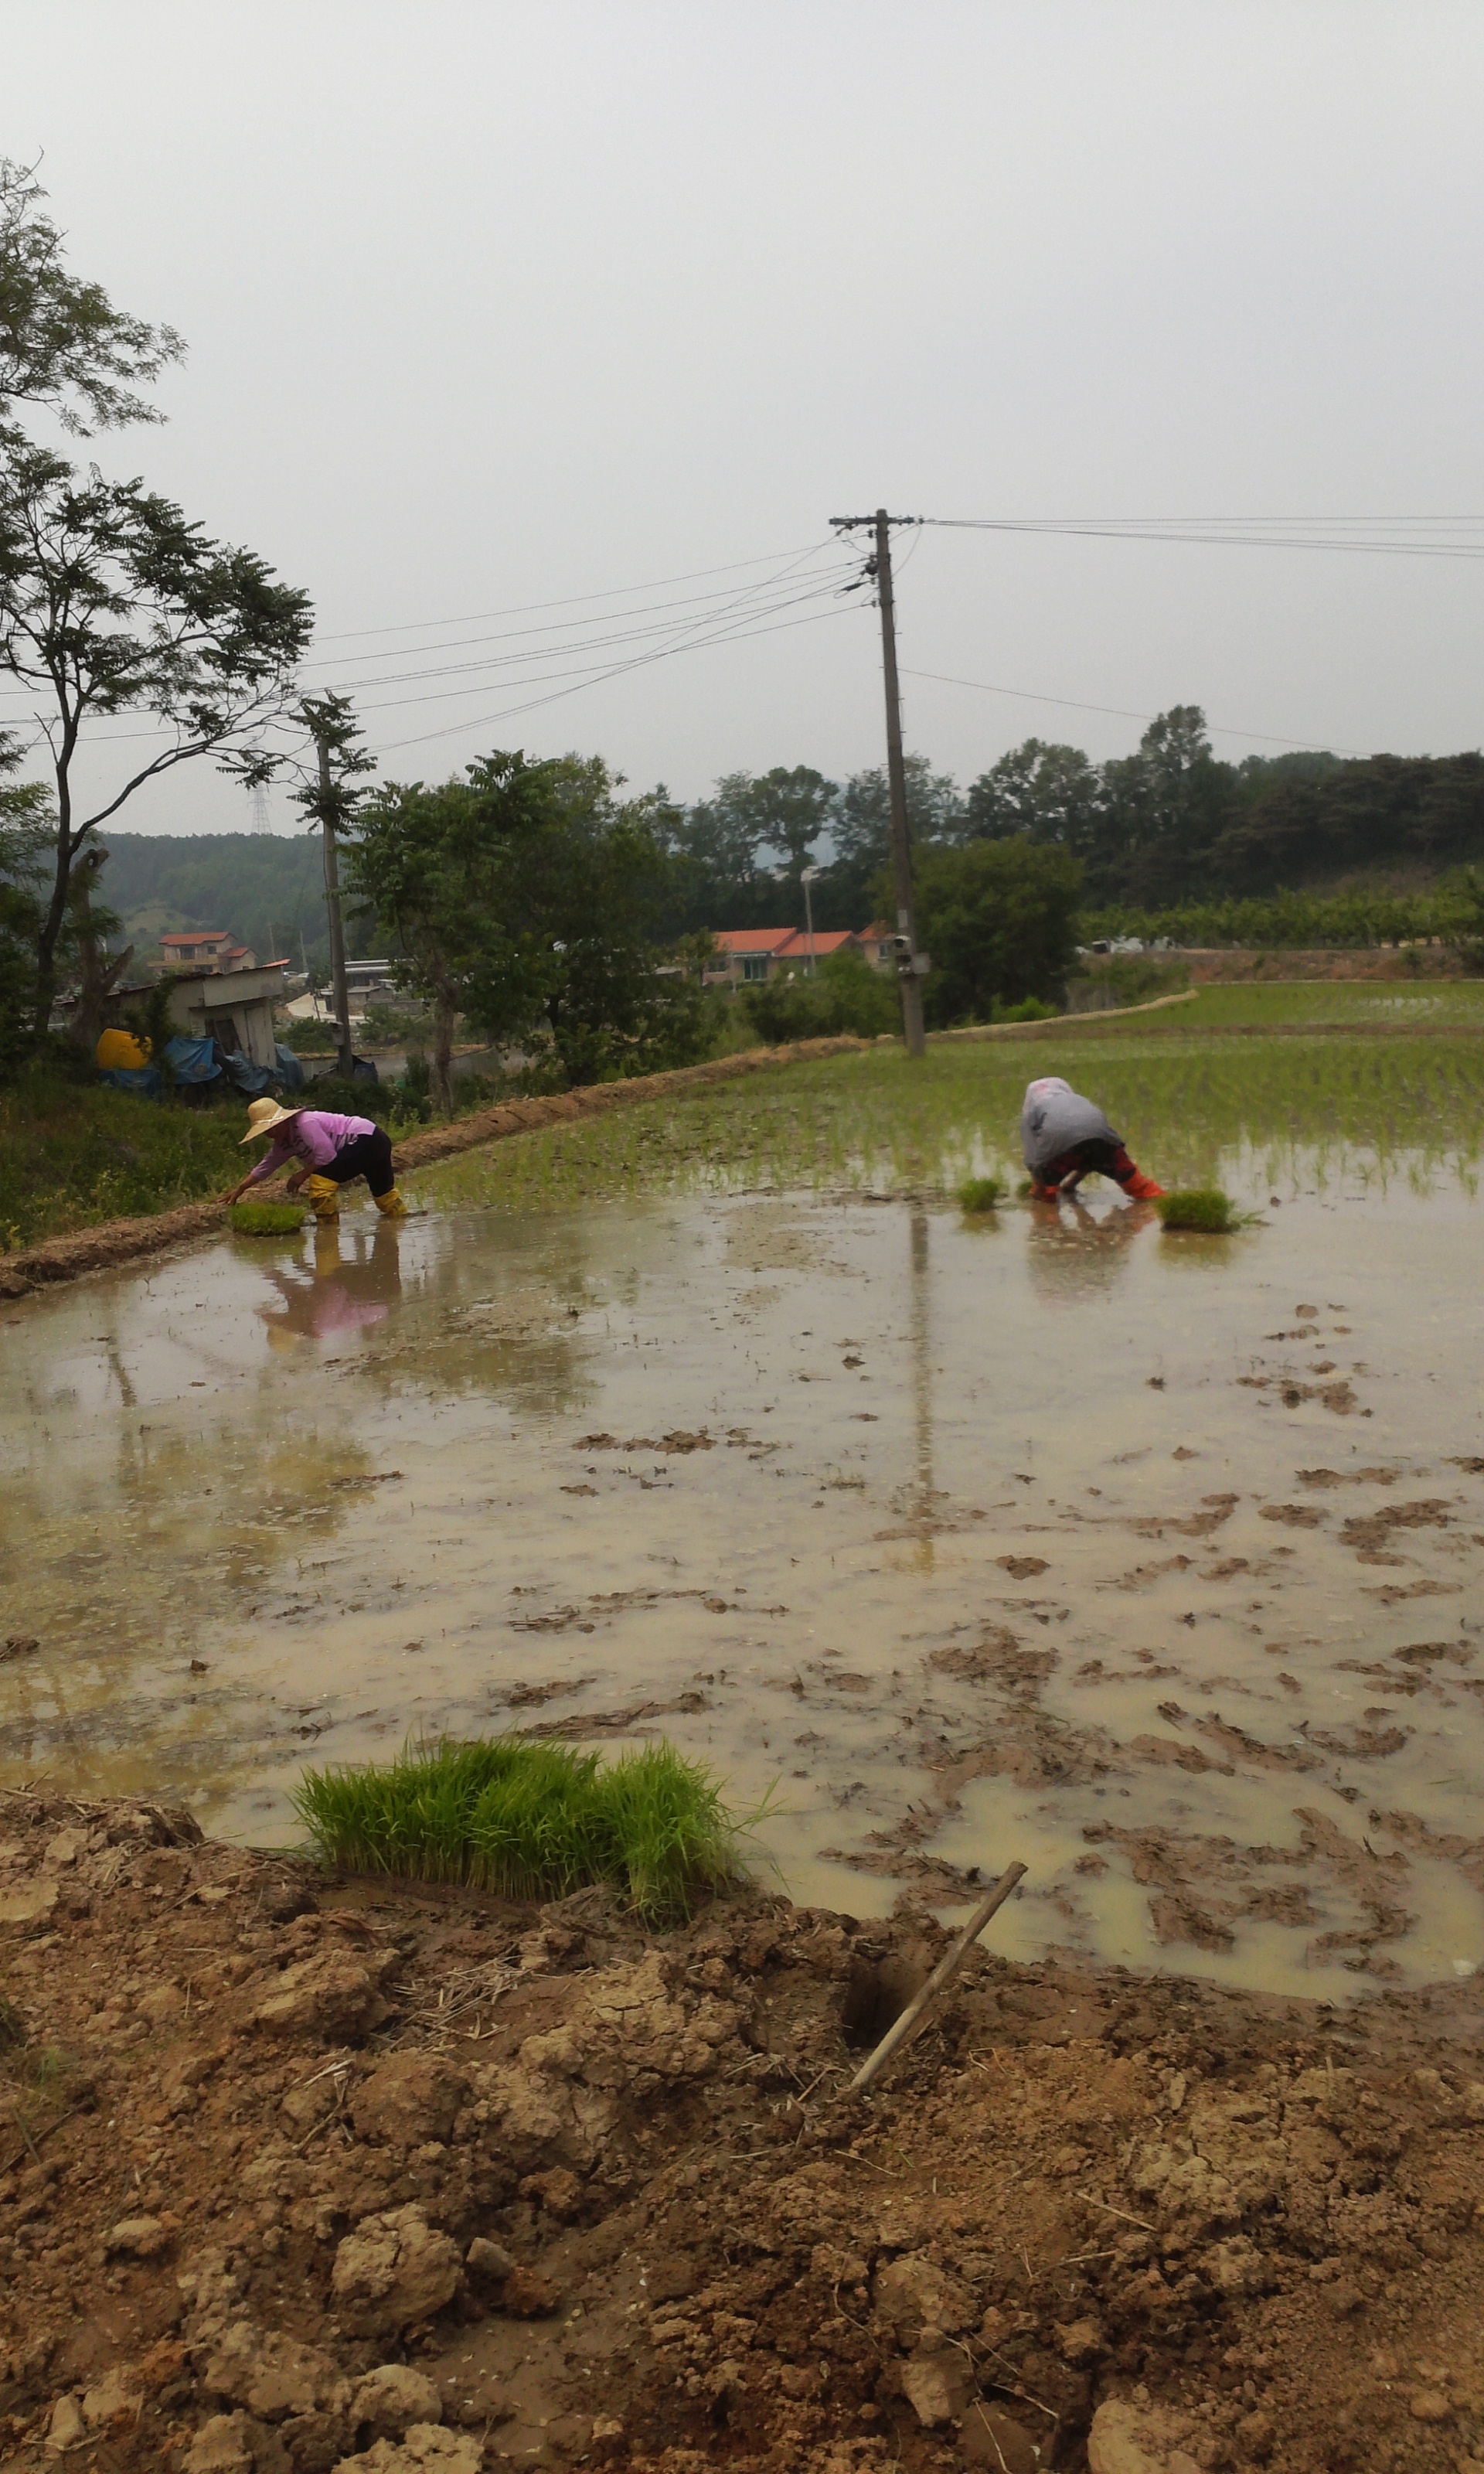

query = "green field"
[[1167, 980, 1484, 1028], [415, 1017, 1484, 1215], [11, 980, 1484, 1252]]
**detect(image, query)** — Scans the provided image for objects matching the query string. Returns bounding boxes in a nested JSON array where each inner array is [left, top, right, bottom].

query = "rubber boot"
[[374, 1187, 408, 1219], [305, 1173, 341, 1223]]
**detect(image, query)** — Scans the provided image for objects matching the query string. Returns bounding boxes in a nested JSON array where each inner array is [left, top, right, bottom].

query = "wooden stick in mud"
[[849, 1861, 1027, 2096]]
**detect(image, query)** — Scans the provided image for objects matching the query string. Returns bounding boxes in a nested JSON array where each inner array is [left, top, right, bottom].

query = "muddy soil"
[[6, 1181, 1484, 2002], [3, 1796, 1484, 2474]]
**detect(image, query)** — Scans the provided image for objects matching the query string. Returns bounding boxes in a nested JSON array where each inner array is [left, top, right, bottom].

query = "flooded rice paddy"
[[5, 1034, 1484, 2004]]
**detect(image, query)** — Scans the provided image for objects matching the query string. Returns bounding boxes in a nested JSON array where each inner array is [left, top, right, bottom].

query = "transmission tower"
[[248, 783, 271, 834]]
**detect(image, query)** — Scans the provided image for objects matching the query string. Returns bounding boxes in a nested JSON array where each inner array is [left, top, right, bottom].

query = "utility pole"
[[315, 731, 356, 1081], [801, 864, 820, 976], [830, 508, 928, 1055]]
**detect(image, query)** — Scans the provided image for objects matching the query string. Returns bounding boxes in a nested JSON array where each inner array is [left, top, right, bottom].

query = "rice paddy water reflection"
[[4, 1031, 1484, 2004]]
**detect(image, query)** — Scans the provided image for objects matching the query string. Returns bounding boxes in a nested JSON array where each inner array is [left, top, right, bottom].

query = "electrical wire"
[[307, 538, 840, 644], [922, 516, 1484, 561], [901, 665, 1367, 757], [371, 596, 863, 757], [298, 545, 853, 674], [315, 565, 855, 706]]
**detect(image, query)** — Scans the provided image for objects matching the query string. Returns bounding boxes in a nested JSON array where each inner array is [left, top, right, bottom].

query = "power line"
[[373, 597, 863, 757], [316, 564, 855, 707], [923, 516, 1484, 561], [901, 666, 1368, 757], [306, 538, 839, 645], [299, 547, 852, 674]]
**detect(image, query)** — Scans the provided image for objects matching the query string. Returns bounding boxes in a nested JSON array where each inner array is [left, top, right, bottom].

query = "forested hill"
[[93, 728, 1484, 968], [98, 833, 366, 971]]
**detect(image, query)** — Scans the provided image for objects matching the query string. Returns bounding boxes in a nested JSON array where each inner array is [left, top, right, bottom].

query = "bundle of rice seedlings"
[[1153, 1187, 1243, 1234], [226, 1200, 307, 1235], [293, 1734, 746, 1920], [956, 1174, 1004, 1212], [588, 1742, 742, 1918]]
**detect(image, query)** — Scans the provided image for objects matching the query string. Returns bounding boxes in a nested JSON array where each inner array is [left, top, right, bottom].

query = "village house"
[[705, 926, 879, 990], [157, 929, 257, 973]]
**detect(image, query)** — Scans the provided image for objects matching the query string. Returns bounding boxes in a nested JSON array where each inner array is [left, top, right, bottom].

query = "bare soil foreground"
[[4, 1794, 1484, 2474]]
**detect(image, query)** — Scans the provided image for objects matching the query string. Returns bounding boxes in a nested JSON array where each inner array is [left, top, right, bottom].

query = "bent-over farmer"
[[1019, 1075, 1164, 1202], [224, 1099, 407, 1223]]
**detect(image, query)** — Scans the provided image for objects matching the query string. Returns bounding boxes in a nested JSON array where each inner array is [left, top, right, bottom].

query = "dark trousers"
[[1044, 1138, 1139, 1187], [325, 1127, 395, 1197]]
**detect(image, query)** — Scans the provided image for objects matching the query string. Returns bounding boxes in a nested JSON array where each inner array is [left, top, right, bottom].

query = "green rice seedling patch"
[[293, 1734, 746, 1920], [957, 1174, 1004, 1212], [226, 1200, 307, 1236], [1154, 1187, 1246, 1234], [410, 1031, 1484, 1217]]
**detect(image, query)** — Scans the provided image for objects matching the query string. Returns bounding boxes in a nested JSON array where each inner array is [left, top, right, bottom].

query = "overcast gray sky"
[[6, 0, 1484, 836]]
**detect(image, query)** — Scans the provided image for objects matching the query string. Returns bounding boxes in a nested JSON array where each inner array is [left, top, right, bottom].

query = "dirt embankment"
[[3, 1793, 1484, 2474], [0, 1040, 871, 1301]]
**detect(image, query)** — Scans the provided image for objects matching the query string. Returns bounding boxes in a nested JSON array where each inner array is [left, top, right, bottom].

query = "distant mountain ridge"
[[97, 832, 356, 973]]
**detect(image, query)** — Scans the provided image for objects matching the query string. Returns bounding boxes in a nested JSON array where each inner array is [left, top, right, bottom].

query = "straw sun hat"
[[239, 1097, 305, 1146]]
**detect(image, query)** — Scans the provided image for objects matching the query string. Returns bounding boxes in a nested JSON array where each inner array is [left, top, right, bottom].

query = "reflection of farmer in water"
[[257, 1222, 403, 1348], [1019, 1076, 1164, 1202], [1024, 1188, 1157, 1303], [223, 1099, 407, 1222]]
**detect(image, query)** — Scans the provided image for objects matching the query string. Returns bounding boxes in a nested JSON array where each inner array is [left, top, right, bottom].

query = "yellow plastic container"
[[95, 1028, 152, 1071]]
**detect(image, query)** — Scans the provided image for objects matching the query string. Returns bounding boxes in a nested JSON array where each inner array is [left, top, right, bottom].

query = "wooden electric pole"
[[316, 731, 356, 1082], [831, 508, 927, 1055]]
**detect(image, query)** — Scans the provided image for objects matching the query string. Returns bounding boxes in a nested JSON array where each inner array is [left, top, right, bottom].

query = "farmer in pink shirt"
[[224, 1099, 407, 1222]]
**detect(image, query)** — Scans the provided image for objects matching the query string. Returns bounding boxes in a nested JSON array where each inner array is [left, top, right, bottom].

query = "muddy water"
[[4, 1171, 1484, 2002]]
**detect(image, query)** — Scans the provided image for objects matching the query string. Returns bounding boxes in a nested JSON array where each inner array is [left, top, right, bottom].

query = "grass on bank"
[[292, 1735, 747, 1920], [226, 1199, 307, 1235]]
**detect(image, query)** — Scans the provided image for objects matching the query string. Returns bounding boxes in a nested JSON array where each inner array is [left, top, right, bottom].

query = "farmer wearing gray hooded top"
[[1019, 1075, 1165, 1201]]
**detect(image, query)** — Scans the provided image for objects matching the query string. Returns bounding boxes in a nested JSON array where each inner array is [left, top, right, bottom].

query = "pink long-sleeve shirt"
[[247, 1109, 376, 1184]]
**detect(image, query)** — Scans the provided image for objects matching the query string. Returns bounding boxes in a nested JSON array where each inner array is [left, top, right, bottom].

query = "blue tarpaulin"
[[220, 1049, 275, 1096], [162, 1034, 222, 1085], [97, 1065, 162, 1097], [274, 1044, 307, 1091]]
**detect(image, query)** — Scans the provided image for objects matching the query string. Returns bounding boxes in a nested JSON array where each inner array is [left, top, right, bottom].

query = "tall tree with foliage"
[[826, 754, 962, 919], [0, 157, 184, 433], [965, 738, 1102, 854], [913, 839, 1083, 1026], [351, 751, 710, 1104], [0, 731, 51, 1078], [0, 440, 312, 1044], [706, 767, 838, 900]]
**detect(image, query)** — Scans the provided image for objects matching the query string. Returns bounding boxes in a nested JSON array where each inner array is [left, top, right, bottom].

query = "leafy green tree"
[[1094, 707, 1241, 903], [662, 787, 777, 935], [350, 751, 710, 1106], [965, 738, 1102, 853], [825, 754, 962, 919], [1, 157, 183, 434], [710, 766, 838, 898], [913, 839, 1083, 1026], [0, 732, 51, 1077], [0, 438, 312, 1044]]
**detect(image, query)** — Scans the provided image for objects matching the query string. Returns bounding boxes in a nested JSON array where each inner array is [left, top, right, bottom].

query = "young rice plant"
[[1153, 1187, 1245, 1234], [292, 1734, 747, 1920], [226, 1200, 308, 1235], [956, 1174, 1004, 1212]]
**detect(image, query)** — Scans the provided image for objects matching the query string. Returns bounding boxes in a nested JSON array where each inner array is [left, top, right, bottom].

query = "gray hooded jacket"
[[1019, 1075, 1121, 1175]]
